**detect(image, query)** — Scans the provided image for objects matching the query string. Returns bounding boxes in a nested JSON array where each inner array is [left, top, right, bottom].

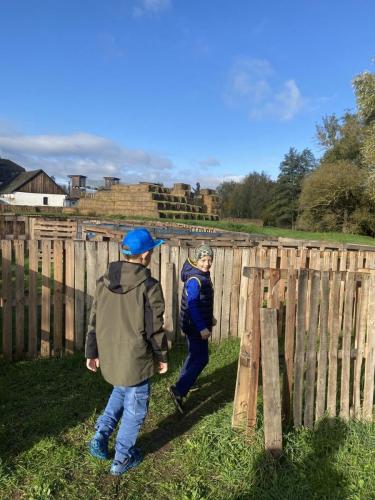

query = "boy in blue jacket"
[[168, 244, 214, 414]]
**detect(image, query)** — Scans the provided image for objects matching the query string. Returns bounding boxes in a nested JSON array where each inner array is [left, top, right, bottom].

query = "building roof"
[[0, 158, 25, 173], [0, 170, 43, 194]]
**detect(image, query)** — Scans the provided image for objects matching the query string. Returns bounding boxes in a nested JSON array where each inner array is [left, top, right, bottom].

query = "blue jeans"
[[95, 379, 150, 462], [175, 335, 209, 397]]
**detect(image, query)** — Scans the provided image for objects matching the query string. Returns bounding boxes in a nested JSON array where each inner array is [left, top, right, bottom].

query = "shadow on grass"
[[246, 417, 350, 500], [0, 353, 111, 462], [139, 346, 238, 456]]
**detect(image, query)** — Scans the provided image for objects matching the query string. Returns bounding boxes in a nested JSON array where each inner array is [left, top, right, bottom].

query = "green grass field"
[[1, 338, 374, 499]]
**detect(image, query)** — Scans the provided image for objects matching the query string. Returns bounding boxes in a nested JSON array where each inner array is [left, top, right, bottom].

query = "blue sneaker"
[[110, 448, 142, 476], [88, 434, 109, 460]]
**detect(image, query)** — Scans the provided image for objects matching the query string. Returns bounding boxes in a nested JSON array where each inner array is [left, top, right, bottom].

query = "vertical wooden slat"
[[315, 270, 329, 421], [353, 275, 368, 418], [169, 246, 179, 341], [28, 240, 38, 358], [177, 246, 188, 339], [340, 271, 355, 420], [96, 242, 108, 279], [53, 240, 63, 356], [260, 308, 282, 457], [86, 241, 97, 330], [220, 248, 233, 340], [283, 268, 296, 422], [65, 241, 75, 354], [304, 270, 320, 428], [14, 240, 25, 359], [74, 241, 85, 351], [1, 240, 13, 360], [163, 261, 175, 346], [363, 272, 375, 421], [151, 244, 161, 281], [238, 249, 250, 337], [293, 269, 308, 427], [160, 244, 170, 298], [212, 248, 224, 341], [326, 271, 341, 416], [230, 248, 242, 337], [246, 268, 262, 431], [41, 240, 51, 357], [108, 241, 119, 263]]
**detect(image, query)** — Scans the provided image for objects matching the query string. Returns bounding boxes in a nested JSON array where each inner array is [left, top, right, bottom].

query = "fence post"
[[260, 307, 282, 457]]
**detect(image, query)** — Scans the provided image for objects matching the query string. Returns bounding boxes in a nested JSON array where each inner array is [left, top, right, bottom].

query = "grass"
[[1, 338, 374, 499]]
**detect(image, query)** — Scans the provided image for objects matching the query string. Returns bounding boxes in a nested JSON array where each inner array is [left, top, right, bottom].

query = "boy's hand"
[[158, 362, 168, 374], [86, 358, 100, 372], [200, 328, 211, 340]]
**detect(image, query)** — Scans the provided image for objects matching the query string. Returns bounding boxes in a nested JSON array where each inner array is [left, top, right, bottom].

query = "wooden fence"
[[232, 266, 375, 456], [2, 240, 375, 362]]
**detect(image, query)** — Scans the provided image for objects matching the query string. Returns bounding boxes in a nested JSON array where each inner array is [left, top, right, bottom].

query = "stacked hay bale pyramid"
[[77, 182, 220, 220]]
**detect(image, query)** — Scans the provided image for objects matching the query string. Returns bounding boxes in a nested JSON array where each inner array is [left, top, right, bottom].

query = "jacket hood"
[[103, 261, 150, 294], [181, 258, 210, 283]]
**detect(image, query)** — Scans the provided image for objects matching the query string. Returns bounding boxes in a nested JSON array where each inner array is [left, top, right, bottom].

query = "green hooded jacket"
[[85, 260, 168, 387]]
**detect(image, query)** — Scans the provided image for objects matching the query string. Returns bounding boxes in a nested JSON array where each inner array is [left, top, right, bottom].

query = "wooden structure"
[[233, 266, 375, 456], [76, 182, 220, 220]]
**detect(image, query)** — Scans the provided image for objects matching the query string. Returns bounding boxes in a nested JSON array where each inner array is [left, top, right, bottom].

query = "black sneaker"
[[168, 385, 184, 414]]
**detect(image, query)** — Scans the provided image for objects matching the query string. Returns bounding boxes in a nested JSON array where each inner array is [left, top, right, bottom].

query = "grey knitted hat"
[[194, 244, 214, 262]]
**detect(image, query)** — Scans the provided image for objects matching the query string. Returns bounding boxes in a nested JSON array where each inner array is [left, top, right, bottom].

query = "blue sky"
[[0, 0, 374, 188]]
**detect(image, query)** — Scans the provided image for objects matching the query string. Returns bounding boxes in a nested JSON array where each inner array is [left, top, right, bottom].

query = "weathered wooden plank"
[[14, 240, 25, 359], [65, 241, 75, 354], [340, 272, 355, 420], [230, 248, 242, 337], [353, 275, 368, 418], [326, 271, 342, 416], [238, 249, 250, 338], [220, 248, 233, 340], [41, 240, 51, 357], [28, 240, 38, 358], [304, 270, 320, 428], [212, 248, 225, 341], [97, 242, 108, 280], [86, 241, 97, 329], [246, 268, 262, 431], [363, 273, 375, 421], [1, 240, 13, 360], [177, 246, 188, 339], [283, 268, 296, 422], [108, 241, 119, 263], [293, 269, 308, 427], [260, 308, 282, 457], [151, 244, 161, 281], [315, 271, 330, 421], [169, 246, 179, 342], [163, 262, 175, 347], [74, 241, 85, 351], [53, 240, 63, 355]]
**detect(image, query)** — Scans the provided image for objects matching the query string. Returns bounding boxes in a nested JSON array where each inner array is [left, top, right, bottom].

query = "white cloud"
[[226, 58, 305, 121], [198, 157, 221, 167], [133, 0, 171, 17], [0, 131, 174, 184]]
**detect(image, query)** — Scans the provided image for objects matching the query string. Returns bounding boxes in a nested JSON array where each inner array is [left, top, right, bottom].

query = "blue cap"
[[121, 228, 164, 255]]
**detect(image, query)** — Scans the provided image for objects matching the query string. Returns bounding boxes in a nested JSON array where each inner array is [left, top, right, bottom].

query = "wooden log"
[[28, 240, 38, 358], [363, 273, 375, 421], [340, 272, 355, 420], [260, 308, 282, 457], [304, 270, 320, 428], [315, 271, 329, 421], [14, 240, 25, 359], [41, 240, 51, 357], [230, 248, 242, 337], [326, 271, 342, 416], [353, 275, 368, 418], [220, 248, 233, 340], [1, 240, 13, 360], [65, 241, 75, 354], [53, 240, 63, 355], [283, 268, 296, 422], [293, 269, 308, 427]]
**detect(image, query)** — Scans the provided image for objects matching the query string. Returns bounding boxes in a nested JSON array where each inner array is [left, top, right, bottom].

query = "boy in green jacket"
[[85, 228, 168, 476]]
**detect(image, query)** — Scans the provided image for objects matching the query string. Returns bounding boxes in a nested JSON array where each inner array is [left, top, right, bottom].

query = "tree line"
[[218, 66, 375, 236]]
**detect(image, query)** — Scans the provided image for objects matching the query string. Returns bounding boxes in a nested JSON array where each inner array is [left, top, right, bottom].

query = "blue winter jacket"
[[179, 258, 214, 337]]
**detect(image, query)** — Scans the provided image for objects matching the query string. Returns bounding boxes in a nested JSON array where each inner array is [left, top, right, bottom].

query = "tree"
[[268, 147, 316, 228]]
